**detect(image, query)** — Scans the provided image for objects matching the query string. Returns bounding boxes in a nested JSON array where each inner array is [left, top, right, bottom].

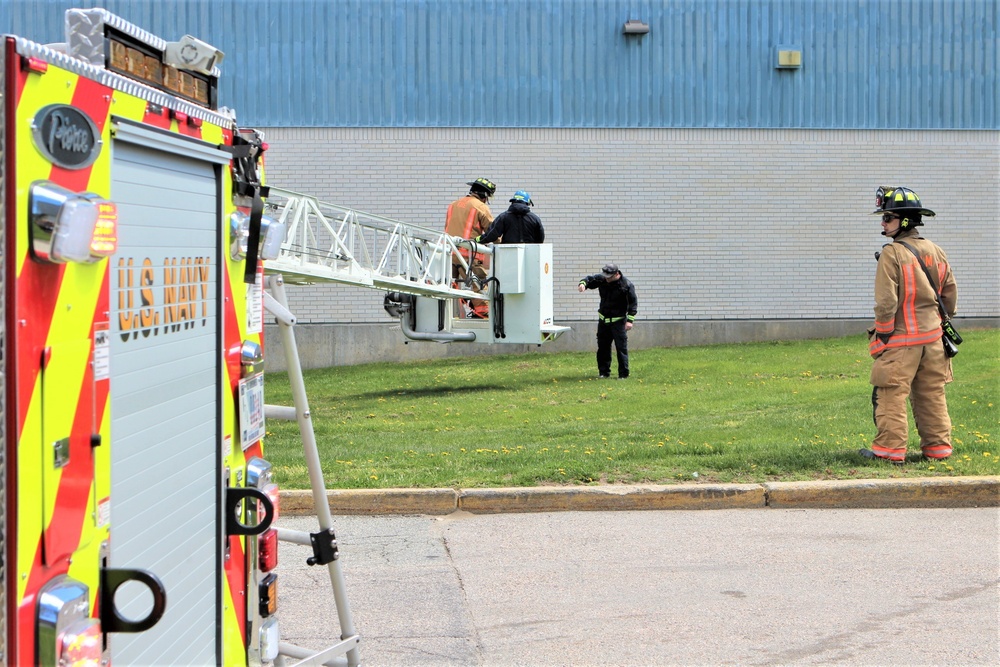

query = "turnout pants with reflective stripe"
[[452, 262, 489, 317], [597, 320, 629, 378], [870, 341, 953, 460]]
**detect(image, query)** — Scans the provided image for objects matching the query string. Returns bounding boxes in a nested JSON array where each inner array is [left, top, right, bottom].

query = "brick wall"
[[259, 128, 999, 325]]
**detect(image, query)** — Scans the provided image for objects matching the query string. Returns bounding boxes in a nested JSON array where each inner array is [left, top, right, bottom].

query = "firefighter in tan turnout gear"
[[446, 177, 496, 317], [861, 186, 958, 464]]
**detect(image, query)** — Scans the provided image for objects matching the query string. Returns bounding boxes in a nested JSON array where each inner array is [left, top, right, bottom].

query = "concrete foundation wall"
[[263, 318, 998, 372]]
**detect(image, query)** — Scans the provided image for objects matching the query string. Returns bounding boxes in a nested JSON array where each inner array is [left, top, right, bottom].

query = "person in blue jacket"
[[578, 264, 638, 379]]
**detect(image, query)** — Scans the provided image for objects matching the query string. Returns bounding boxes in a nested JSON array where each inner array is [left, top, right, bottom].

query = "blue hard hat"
[[510, 190, 533, 206]]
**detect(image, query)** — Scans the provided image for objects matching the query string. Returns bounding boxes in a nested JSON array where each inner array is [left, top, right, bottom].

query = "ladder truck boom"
[[263, 186, 480, 299], [261, 186, 570, 345]]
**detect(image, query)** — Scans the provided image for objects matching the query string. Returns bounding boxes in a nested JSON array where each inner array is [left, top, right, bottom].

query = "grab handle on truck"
[[100, 568, 167, 634], [225, 486, 275, 536]]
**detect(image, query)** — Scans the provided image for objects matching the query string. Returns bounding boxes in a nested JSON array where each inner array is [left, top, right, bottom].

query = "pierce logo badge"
[[31, 104, 103, 169]]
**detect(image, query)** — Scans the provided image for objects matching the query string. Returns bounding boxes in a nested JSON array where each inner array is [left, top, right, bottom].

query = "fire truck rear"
[[2, 9, 283, 665]]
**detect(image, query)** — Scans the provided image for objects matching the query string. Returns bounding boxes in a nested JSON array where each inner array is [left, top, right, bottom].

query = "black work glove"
[[876, 333, 891, 345]]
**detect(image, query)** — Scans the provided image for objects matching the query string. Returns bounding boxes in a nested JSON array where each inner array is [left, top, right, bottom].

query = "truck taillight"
[[259, 216, 287, 260], [37, 576, 100, 667], [259, 617, 280, 661], [58, 619, 103, 667], [259, 528, 279, 572], [28, 182, 118, 263], [230, 213, 285, 261], [262, 482, 280, 522], [22, 55, 49, 73], [259, 573, 278, 616], [89, 200, 119, 256]]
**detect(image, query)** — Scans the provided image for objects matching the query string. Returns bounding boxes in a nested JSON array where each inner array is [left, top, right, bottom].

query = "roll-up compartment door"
[[108, 123, 227, 665]]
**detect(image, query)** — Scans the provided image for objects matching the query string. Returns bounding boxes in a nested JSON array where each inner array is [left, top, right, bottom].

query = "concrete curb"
[[764, 476, 1000, 509], [458, 483, 765, 513], [279, 476, 1000, 516], [280, 488, 458, 516]]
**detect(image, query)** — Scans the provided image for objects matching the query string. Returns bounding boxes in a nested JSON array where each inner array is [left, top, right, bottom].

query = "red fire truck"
[[3, 7, 567, 666], [1, 8, 290, 665]]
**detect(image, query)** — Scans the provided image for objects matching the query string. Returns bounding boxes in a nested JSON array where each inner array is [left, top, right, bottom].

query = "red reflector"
[[259, 528, 278, 572], [188, 116, 203, 128], [22, 56, 49, 73], [170, 110, 188, 123], [259, 573, 278, 617]]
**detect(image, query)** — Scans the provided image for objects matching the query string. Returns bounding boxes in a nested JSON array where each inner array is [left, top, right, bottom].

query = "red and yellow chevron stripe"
[[5, 32, 262, 665]]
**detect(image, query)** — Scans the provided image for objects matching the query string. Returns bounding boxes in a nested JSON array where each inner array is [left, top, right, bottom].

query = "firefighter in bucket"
[[445, 177, 496, 318]]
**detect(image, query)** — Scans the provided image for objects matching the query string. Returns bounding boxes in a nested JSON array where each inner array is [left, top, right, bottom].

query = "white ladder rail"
[[273, 192, 369, 285], [264, 186, 484, 300]]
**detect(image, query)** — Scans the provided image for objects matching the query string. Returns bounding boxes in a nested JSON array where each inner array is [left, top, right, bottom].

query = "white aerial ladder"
[[262, 186, 570, 344], [257, 187, 568, 666]]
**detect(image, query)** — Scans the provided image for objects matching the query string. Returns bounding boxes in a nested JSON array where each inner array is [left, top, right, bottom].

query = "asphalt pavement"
[[273, 478, 1000, 667]]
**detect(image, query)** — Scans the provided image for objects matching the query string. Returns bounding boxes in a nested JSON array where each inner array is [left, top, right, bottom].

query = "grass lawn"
[[262, 330, 999, 489]]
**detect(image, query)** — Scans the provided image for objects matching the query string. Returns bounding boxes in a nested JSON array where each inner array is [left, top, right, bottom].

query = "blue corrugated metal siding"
[[3, 0, 996, 129]]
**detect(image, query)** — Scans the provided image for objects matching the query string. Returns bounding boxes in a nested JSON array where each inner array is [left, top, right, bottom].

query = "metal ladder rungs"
[[277, 636, 361, 667], [275, 527, 313, 546], [265, 404, 298, 421]]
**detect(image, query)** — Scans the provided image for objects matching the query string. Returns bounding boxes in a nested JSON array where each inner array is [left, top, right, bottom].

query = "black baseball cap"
[[601, 264, 619, 276]]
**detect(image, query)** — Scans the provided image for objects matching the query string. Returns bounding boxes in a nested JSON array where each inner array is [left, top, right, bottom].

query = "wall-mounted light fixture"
[[623, 20, 649, 35], [775, 46, 802, 69]]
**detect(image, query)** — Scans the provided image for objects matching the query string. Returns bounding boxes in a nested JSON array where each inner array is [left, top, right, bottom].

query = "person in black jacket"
[[578, 264, 638, 379], [475, 190, 545, 244]]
